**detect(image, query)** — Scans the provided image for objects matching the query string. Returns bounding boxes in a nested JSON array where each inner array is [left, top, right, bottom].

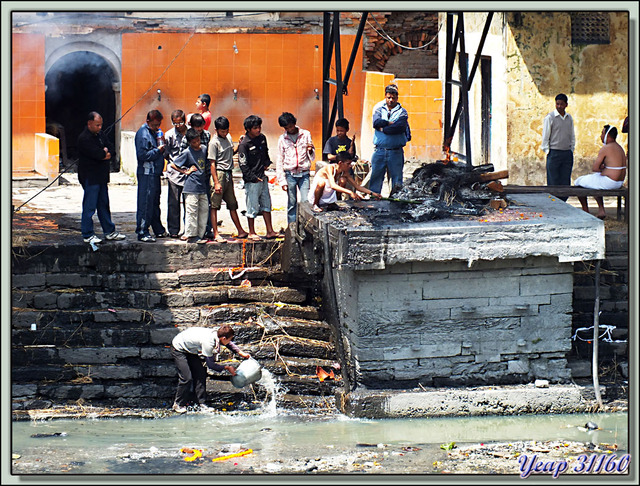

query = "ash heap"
[[390, 161, 508, 221]]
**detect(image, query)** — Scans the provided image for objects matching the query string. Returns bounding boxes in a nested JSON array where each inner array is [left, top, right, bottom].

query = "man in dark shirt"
[[237, 115, 279, 240], [77, 111, 125, 244]]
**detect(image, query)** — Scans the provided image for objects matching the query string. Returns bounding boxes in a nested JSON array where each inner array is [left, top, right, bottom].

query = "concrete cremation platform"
[[297, 193, 605, 418]]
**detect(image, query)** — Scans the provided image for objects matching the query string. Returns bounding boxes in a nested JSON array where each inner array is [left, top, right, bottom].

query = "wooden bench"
[[502, 185, 628, 221]]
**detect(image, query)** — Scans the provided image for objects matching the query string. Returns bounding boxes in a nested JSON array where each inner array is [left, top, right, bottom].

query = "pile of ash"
[[390, 161, 508, 222]]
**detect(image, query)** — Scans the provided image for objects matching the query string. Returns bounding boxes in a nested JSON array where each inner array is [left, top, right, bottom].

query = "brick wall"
[[362, 11, 439, 78]]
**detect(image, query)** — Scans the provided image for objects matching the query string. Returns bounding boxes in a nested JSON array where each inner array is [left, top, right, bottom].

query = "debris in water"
[[180, 447, 203, 462], [211, 449, 253, 462], [585, 421, 600, 430], [440, 442, 456, 451], [30, 432, 68, 438], [599, 442, 618, 450], [315, 366, 334, 382]]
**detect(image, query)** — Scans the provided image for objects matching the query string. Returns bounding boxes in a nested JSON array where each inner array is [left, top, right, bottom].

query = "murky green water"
[[11, 370, 629, 475], [12, 408, 627, 475]]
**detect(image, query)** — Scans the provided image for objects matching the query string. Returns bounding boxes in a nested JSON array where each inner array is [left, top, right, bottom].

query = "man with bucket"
[[171, 325, 251, 413]]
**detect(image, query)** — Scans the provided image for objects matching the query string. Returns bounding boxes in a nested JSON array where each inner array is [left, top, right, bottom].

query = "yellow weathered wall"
[[505, 12, 628, 185]]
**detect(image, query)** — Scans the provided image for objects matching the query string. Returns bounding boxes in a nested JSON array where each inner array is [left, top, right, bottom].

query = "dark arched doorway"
[[45, 51, 118, 172]]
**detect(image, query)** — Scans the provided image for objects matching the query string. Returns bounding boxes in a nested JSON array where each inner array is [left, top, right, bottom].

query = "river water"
[[11, 371, 629, 476]]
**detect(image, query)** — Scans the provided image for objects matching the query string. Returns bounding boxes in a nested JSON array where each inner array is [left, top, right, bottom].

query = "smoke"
[[294, 96, 322, 134]]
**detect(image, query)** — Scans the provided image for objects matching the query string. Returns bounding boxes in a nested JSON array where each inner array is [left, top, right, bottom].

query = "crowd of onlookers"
[[77, 85, 413, 245]]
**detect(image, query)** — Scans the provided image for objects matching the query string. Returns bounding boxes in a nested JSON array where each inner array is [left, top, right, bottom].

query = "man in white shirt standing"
[[541, 93, 575, 201]]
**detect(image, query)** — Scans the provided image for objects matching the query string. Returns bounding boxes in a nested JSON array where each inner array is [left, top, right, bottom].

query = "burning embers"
[[390, 161, 509, 222]]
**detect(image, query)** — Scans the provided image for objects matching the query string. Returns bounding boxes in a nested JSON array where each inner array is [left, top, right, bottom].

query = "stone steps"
[[13, 266, 307, 291], [12, 301, 321, 329], [11, 315, 334, 347], [12, 356, 343, 410], [11, 254, 343, 411], [12, 285, 308, 310], [11, 239, 283, 274]]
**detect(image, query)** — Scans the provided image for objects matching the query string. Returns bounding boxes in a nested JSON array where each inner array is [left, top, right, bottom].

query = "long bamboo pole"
[[592, 259, 603, 409]]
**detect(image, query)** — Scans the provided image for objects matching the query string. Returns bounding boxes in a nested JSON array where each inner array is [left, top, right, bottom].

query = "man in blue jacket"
[[369, 84, 411, 196], [135, 110, 169, 242]]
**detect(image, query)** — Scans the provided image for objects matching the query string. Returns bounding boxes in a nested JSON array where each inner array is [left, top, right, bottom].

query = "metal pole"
[[333, 13, 344, 120], [592, 259, 604, 408], [450, 13, 494, 141], [322, 12, 333, 152], [342, 12, 368, 94], [457, 14, 473, 169], [443, 13, 454, 146]]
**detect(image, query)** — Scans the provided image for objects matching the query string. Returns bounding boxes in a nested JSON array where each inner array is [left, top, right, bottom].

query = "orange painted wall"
[[12, 33, 46, 173], [360, 72, 443, 161], [395, 78, 444, 160], [121, 33, 365, 157]]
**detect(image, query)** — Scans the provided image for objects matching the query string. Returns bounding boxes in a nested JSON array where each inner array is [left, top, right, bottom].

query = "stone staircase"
[[11, 239, 344, 412]]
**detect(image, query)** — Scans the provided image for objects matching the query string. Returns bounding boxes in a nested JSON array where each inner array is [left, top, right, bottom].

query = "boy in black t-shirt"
[[323, 117, 356, 162], [237, 115, 279, 240]]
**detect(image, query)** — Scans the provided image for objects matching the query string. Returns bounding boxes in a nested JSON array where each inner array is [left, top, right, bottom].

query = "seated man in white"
[[574, 124, 626, 220]]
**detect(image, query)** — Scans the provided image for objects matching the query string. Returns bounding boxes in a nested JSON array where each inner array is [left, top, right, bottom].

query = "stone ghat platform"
[[297, 194, 607, 415], [301, 193, 604, 270]]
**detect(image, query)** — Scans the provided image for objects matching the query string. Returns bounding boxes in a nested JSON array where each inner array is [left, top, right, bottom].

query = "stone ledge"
[[339, 383, 622, 418]]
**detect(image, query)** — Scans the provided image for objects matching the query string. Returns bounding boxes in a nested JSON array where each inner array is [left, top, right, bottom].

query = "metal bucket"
[[230, 358, 262, 388]]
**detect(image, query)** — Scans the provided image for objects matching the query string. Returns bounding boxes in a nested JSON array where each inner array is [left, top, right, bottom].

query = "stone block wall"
[[334, 256, 574, 388]]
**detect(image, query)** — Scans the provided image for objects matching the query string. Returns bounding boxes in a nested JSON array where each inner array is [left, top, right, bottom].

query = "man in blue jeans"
[[76, 111, 125, 245], [135, 109, 169, 242], [369, 83, 411, 196]]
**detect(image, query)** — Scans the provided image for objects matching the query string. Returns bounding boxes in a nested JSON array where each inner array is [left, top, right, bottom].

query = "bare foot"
[[235, 232, 249, 239], [264, 232, 279, 240], [596, 213, 607, 220], [312, 204, 323, 213]]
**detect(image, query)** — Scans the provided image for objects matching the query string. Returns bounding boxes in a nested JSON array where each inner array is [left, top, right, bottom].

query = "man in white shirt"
[[541, 93, 575, 200], [170, 325, 250, 413]]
